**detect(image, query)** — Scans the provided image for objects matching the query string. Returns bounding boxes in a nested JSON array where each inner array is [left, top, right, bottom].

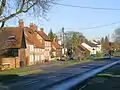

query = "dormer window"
[[6, 35, 16, 44], [8, 35, 16, 40]]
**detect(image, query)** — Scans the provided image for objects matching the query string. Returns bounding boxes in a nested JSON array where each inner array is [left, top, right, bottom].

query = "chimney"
[[40, 28, 44, 31], [29, 23, 37, 31], [19, 19, 24, 28]]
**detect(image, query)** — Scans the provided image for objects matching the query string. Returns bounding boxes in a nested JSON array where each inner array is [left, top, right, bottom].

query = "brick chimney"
[[40, 28, 44, 31], [30, 23, 37, 32], [19, 19, 24, 28]]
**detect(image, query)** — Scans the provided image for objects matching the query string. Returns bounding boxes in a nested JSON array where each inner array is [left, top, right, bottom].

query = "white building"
[[81, 40, 101, 55]]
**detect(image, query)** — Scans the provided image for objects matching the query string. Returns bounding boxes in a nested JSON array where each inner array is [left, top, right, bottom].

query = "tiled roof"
[[0, 27, 24, 49], [37, 31, 51, 41], [52, 39, 62, 49], [24, 28, 44, 48], [86, 41, 98, 47], [79, 44, 90, 52], [78, 45, 86, 51]]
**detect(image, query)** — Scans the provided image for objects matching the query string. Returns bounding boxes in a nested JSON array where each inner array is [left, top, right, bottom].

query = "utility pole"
[[62, 27, 65, 55]]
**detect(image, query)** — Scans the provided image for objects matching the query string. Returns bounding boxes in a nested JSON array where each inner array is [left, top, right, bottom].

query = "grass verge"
[[0, 60, 90, 84]]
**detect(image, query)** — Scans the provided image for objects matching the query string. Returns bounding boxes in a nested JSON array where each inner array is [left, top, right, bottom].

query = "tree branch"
[[0, 21, 5, 28], [20, 0, 25, 10], [0, 0, 6, 16], [0, 1, 37, 23], [0, 10, 22, 23], [22, 2, 37, 13]]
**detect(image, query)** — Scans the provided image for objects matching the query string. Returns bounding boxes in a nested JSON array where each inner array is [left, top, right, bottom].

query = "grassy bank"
[[0, 60, 90, 84], [0, 68, 42, 75], [113, 52, 120, 57], [77, 63, 120, 90]]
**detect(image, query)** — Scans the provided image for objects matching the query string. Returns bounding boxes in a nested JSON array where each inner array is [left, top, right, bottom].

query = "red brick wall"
[[0, 57, 20, 69]]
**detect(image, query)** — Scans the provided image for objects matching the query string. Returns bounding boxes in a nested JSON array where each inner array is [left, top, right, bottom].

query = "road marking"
[[48, 76, 56, 78], [0, 86, 9, 90], [79, 84, 87, 90]]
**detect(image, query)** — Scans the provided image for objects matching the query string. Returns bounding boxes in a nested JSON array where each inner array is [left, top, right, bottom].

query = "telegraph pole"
[[62, 27, 65, 55]]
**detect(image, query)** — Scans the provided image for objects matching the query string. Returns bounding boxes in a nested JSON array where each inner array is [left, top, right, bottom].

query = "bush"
[[96, 52, 103, 58]]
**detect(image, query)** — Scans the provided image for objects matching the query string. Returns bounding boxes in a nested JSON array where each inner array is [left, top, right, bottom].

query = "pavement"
[[0, 58, 120, 90]]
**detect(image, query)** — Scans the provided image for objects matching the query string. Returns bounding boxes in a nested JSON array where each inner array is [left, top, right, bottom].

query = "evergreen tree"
[[101, 37, 105, 51], [104, 36, 109, 51], [48, 29, 56, 40]]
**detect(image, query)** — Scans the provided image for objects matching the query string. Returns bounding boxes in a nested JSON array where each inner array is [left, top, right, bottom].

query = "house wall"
[[62, 48, 67, 55], [90, 47, 96, 54], [36, 33, 52, 61], [90, 45, 101, 55], [56, 48, 62, 57], [19, 48, 26, 67], [96, 45, 101, 52], [44, 41, 51, 60], [81, 43, 102, 55], [26, 43, 45, 65]]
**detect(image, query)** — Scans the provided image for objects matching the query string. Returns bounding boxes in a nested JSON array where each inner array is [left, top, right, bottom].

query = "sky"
[[6, 0, 120, 40]]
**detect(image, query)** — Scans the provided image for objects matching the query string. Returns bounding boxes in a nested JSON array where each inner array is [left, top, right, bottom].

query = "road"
[[1, 58, 120, 90]]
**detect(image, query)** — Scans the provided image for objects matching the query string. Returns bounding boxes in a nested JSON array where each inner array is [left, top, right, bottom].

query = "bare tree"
[[0, 0, 56, 28]]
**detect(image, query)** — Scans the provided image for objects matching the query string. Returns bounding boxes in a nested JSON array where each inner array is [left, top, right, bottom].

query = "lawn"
[[113, 52, 120, 57], [62, 60, 90, 67], [0, 68, 42, 75]]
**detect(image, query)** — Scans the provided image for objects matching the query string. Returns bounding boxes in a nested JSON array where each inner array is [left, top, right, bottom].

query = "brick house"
[[0, 20, 46, 70], [0, 26, 26, 69], [24, 28, 45, 65], [36, 28, 52, 61], [0, 19, 60, 70], [19, 20, 45, 65]]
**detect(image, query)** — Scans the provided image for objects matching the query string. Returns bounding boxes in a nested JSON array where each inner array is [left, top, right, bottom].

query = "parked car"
[[104, 54, 111, 59], [88, 54, 97, 60]]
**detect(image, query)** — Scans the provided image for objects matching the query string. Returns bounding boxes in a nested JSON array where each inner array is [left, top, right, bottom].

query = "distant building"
[[81, 40, 101, 55]]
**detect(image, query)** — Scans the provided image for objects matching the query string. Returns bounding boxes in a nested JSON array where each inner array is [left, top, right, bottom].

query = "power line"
[[53, 2, 120, 11], [65, 21, 120, 30]]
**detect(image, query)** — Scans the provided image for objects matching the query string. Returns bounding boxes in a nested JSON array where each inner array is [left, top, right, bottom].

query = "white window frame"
[[30, 45, 34, 52]]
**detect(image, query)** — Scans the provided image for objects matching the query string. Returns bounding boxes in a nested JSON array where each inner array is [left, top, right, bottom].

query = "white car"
[[104, 54, 111, 59]]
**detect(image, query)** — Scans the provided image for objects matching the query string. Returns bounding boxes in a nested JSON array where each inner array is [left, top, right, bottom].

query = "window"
[[45, 42, 47, 47], [37, 49, 39, 52], [29, 45, 34, 51], [41, 49, 44, 52], [35, 55, 37, 61], [35, 49, 37, 52], [39, 49, 40, 52], [38, 56, 40, 60], [30, 55, 34, 62], [35, 55, 39, 61]]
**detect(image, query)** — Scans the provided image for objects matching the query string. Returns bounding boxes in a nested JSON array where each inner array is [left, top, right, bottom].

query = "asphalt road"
[[1, 58, 120, 90]]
